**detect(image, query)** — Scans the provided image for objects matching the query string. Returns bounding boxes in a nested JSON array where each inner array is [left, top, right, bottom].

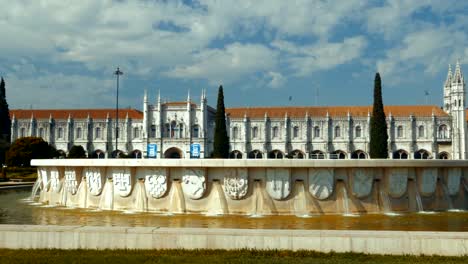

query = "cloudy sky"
[[0, 0, 467, 110]]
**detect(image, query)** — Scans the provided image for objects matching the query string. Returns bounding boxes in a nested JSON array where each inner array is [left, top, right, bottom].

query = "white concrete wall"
[[0, 225, 467, 256]]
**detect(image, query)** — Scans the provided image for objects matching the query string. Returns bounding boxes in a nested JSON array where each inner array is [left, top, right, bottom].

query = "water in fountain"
[[99, 178, 113, 210], [77, 177, 87, 208], [30, 179, 41, 201], [293, 180, 310, 217], [133, 179, 147, 212], [338, 181, 357, 217], [206, 180, 228, 216], [378, 181, 398, 216], [60, 182, 67, 207], [168, 180, 185, 214], [440, 181, 459, 212]]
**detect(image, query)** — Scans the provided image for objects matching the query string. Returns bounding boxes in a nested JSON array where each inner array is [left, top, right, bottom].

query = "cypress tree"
[[0, 77, 10, 140], [212, 85, 230, 158], [369, 73, 388, 158], [0, 77, 11, 165]]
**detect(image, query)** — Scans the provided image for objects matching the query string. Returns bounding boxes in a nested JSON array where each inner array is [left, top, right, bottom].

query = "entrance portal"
[[164, 147, 183, 159]]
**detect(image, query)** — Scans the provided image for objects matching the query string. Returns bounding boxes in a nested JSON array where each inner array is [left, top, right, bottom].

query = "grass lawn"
[[0, 249, 466, 264]]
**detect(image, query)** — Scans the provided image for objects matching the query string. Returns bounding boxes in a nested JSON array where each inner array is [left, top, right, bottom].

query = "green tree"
[[6, 137, 58, 167], [67, 145, 87, 158], [369, 73, 389, 158], [0, 77, 11, 164], [212, 85, 230, 158]]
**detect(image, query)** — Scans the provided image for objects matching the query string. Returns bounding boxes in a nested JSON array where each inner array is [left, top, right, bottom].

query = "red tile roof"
[[10, 108, 143, 120], [226, 105, 448, 118]]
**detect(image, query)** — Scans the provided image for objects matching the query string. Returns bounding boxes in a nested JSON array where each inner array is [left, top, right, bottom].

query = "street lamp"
[[114, 67, 123, 158]]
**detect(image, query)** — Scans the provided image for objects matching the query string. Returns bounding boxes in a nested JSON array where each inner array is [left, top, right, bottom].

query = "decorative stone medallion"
[[447, 168, 461, 196], [224, 168, 248, 200], [85, 167, 104, 196], [419, 168, 437, 196], [351, 168, 373, 198], [64, 167, 79, 195], [266, 168, 291, 200], [112, 168, 133, 197], [182, 168, 206, 199], [308, 168, 334, 200], [143, 168, 168, 199], [50, 167, 61, 193], [387, 168, 408, 198]]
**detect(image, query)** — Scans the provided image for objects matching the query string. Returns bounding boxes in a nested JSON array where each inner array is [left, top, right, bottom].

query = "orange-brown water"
[[2, 189, 467, 231]]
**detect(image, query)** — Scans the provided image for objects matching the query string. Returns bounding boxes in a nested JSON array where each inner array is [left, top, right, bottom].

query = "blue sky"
[[0, 0, 467, 110]]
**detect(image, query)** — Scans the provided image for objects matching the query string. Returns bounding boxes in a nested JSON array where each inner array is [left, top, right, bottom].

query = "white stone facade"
[[10, 62, 467, 160]]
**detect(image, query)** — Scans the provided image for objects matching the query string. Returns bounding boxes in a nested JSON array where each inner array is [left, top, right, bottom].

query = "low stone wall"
[[30, 159, 468, 214], [0, 225, 467, 256]]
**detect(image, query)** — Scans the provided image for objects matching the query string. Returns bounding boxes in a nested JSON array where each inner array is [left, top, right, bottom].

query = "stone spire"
[[453, 59, 464, 84], [445, 64, 452, 87]]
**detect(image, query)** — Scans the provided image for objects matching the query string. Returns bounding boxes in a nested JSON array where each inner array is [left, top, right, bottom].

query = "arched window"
[[20, 127, 25, 138], [171, 121, 177, 138], [179, 123, 184, 138], [393, 149, 408, 159], [418, 125, 424, 138], [193, 125, 200, 138], [310, 150, 325, 159], [313, 126, 320, 138], [229, 150, 243, 159], [76, 127, 82, 139], [414, 149, 430, 159], [272, 126, 279, 138], [133, 127, 139, 139], [39, 127, 44, 138], [293, 126, 299, 138], [334, 126, 341, 138], [397, 126, 403, 138], [57, 127, 63, 139], [252, 126, 258, 139], [355, 126, 361, 138], [438, 124, 448, 139], [116, 127, 120, 139], [268, 150, 284, 159], [95, 127, 101, 139]]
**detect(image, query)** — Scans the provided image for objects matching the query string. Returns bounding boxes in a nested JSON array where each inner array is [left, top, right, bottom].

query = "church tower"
[[445, 60, 466, 159]]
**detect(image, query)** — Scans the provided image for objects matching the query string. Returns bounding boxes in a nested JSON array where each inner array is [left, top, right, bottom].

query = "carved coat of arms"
[[64, 167, 79, 195], [182, 168, 206, 199], [224, 168, 248, 200], [309, 168, 334, 200], [266, 168, 291, 200], [112, 168, 133, 197], [85, 167, 104, 196], [143, 168, 168, 199]]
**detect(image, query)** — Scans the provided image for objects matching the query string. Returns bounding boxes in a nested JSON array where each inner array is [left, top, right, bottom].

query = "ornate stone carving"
[[112, 168, 133, 197], [351, 168, 373, 198], [309, 168, 334, 200], [85, 167, 104, 196], [419, 168, 437, 196], [50, 167, 61, 193], [143, 168, 168, 199], [266, 168, 291, 200], [182, 168, 206, 199], [387, 168, 408, 198], [224, 168, 248, 200], [447, 168, 461, 196], [64, 167, 79, 195]]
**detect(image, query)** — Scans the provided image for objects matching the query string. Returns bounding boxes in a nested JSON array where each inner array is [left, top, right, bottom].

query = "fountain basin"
[[30, 159, 468, 215]]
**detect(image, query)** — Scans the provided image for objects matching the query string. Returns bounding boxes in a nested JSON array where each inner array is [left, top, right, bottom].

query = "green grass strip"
[[0, 249, 466, 264]]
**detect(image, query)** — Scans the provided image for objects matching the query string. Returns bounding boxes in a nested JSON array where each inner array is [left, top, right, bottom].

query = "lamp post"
[[114, 67, 123, 158]]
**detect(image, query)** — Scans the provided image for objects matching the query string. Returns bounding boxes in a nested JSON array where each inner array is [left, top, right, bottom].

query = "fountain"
[[26, 159, 467, 216]]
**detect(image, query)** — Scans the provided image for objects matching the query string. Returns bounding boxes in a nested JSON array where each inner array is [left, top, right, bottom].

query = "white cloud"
[[274, 37, 368, 76], [164, 42, 279, 85], [377, 27, 467, 82], [266, 71, 286, 89]]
